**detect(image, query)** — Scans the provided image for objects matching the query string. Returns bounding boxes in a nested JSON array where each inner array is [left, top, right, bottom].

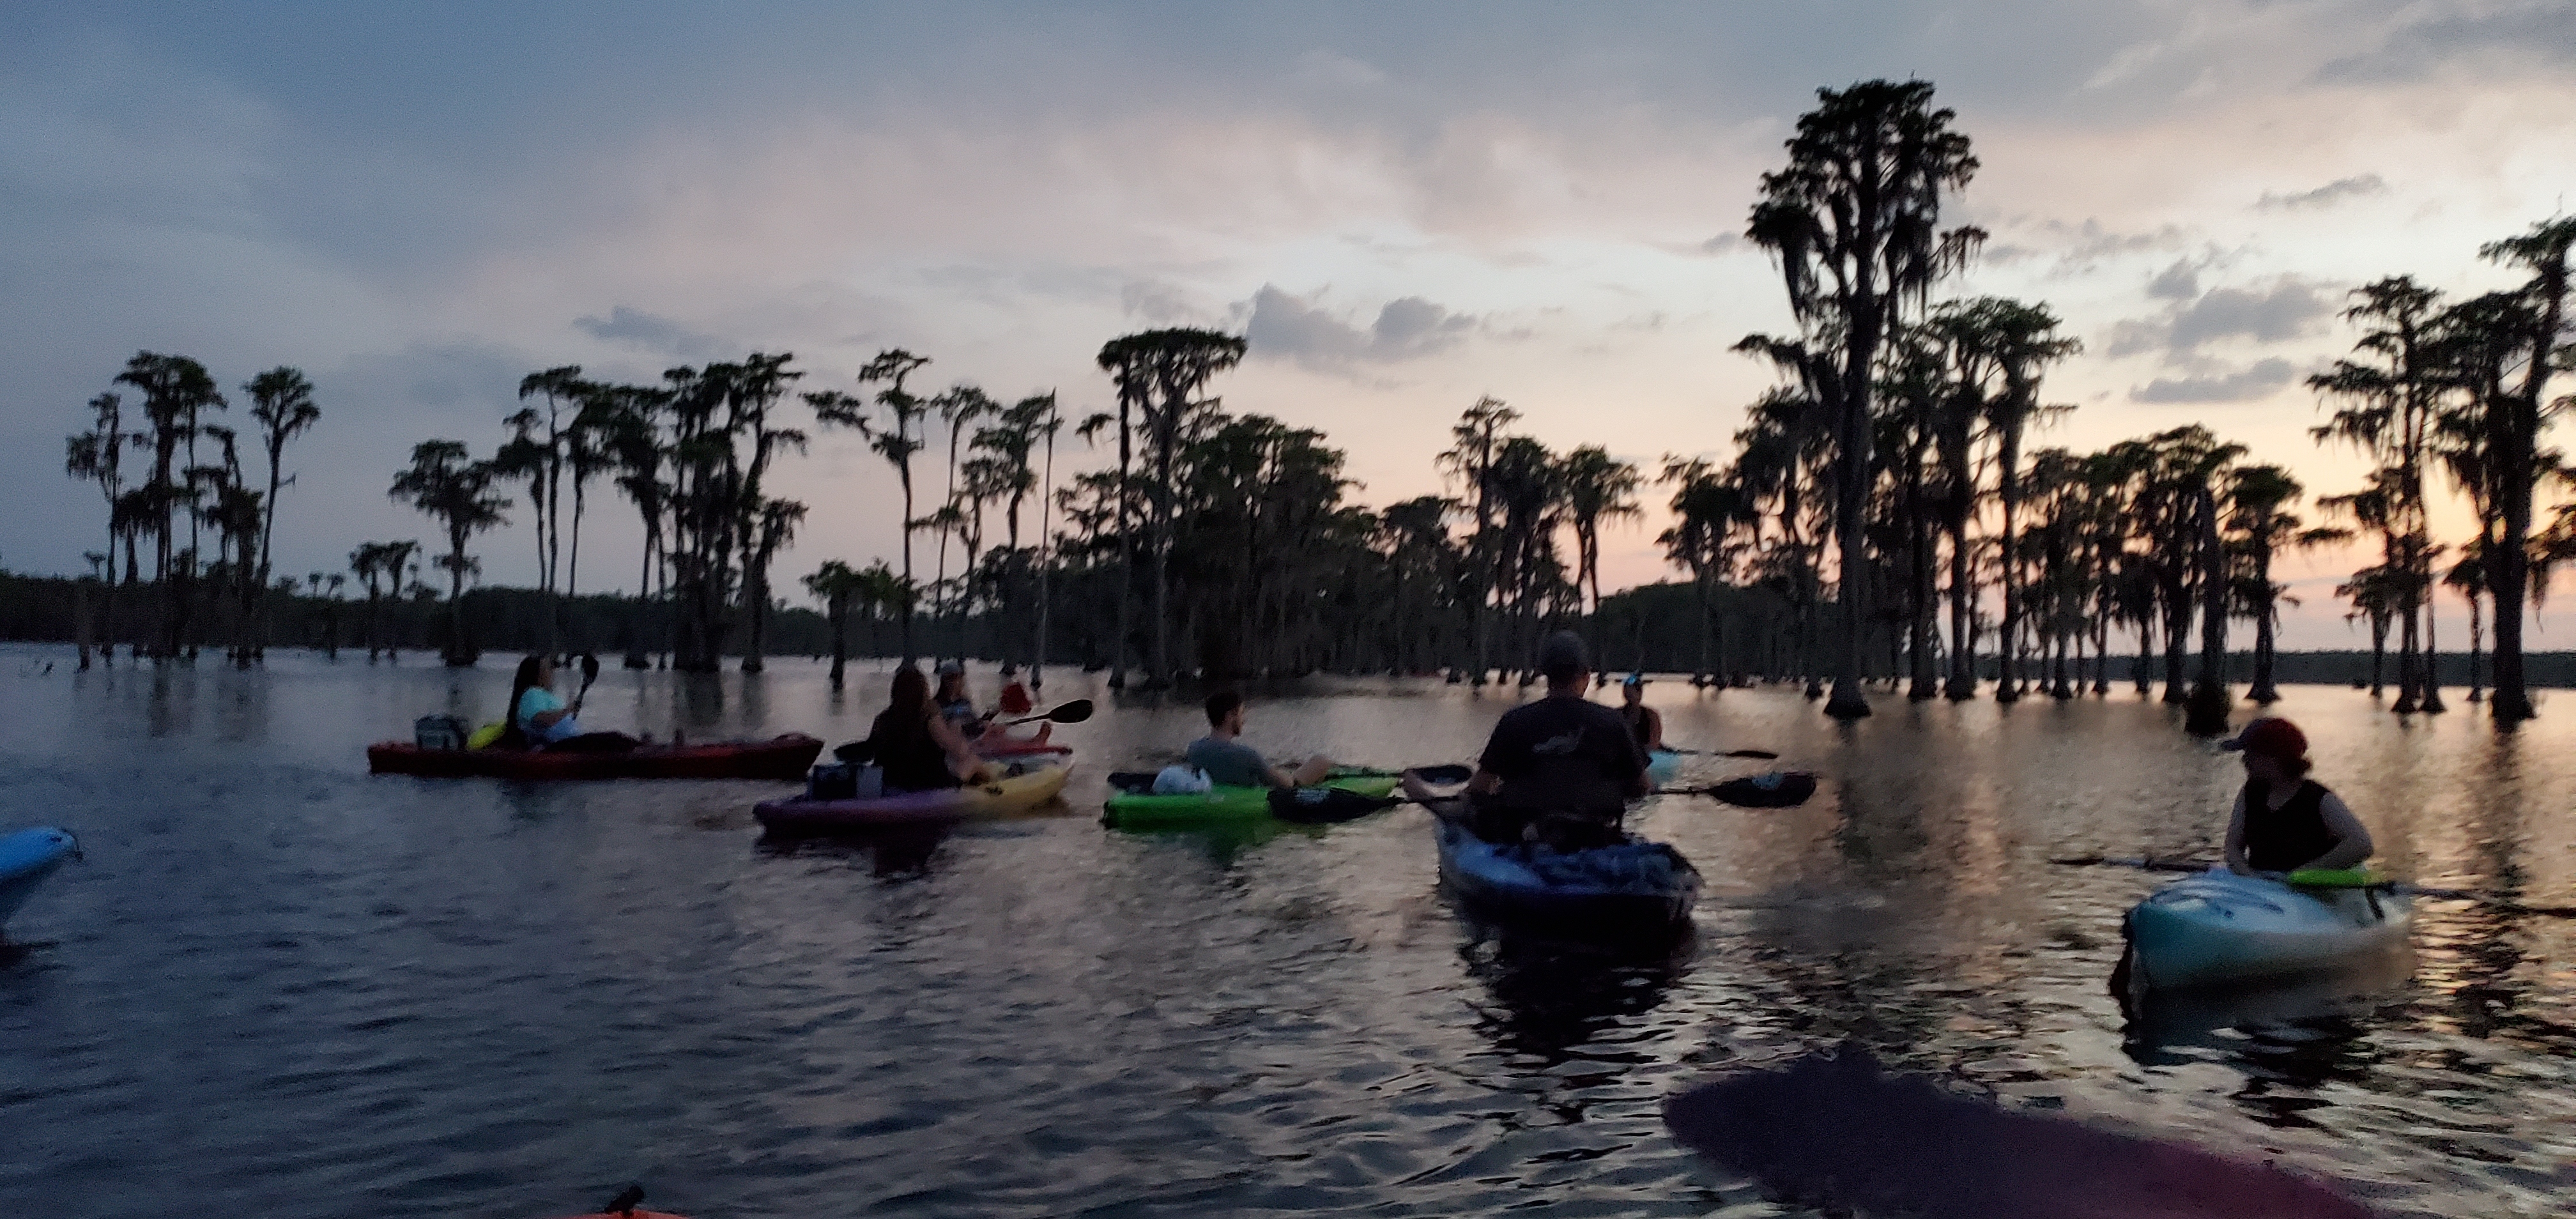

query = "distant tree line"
[[50, 79, 2575, 730]]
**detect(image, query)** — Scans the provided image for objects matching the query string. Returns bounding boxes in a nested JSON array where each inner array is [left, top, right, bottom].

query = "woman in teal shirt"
[[505, 656, 641, 752]]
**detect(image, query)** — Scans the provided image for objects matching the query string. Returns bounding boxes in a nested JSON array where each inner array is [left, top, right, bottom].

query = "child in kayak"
[[2220, 716, 2373, 876], [1616, 673, 1664, 752], [506, 655, 641, 753], [1186, 691, 1334, 788], [933, 661, 1053, 749]]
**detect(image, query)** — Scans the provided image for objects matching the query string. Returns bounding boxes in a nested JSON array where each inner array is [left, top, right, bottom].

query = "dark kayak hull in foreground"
[[368, 734, 822, 781], [1434, 816, 1698, 934], [1665, 1048, 2376, 1218]]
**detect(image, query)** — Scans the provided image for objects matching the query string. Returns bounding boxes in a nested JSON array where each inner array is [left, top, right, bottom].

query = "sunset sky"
[[7, 2, 2573, 648]]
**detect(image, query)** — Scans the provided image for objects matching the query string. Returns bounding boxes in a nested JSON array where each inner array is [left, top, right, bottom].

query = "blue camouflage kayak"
[[0, 827, 79, 931], [1434, 815, 1698, 934]]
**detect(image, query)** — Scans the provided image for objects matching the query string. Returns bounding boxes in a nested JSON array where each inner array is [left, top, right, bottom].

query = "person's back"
[[1186, 690, 1336, 788], [870, 705, 959, 792], [1483, 695, 1643, 820], [1464, 631, 1648, 848], [1186, 733, 1273, 787]]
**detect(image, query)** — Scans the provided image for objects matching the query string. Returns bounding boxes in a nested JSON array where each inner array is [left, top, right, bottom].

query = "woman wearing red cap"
[[2221, 717, 2375, 876]]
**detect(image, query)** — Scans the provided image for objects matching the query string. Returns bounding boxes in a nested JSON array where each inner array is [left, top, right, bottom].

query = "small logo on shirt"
[[1533, 730, 1583, 756]]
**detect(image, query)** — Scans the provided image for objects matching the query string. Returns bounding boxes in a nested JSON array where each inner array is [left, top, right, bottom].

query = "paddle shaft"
[[2051, 856, 2576, 918], [998, 698, 1093, 726]]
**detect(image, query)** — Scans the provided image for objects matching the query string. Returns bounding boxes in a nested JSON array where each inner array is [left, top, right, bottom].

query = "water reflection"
[[757, 825, 951, 879], [1457, 921, 1693, 1064], [4, 650, 2575, 1218]]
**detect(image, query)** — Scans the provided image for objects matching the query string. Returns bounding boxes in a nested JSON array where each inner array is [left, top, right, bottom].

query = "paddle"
[[1664, 747, 1782, 760], [1261, 769, 1817, 820], [1105, 763, 1475, 795], [997, 698, 1092, 727], [2052, 855, 2576, 918], [574, 652, 601, 711]]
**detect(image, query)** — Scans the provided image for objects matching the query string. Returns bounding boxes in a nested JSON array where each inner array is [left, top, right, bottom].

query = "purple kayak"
[[1664, 1046, 2377, 1219], [753, 763, 1070, 835]]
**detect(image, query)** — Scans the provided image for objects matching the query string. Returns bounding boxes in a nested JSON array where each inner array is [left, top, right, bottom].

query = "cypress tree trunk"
[[2185, 487, 2232, 734]]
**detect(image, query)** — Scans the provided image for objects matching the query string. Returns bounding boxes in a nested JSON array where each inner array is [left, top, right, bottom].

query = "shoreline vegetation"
[[50, 80, 2575, 728], [12, 570, 2574, 691]]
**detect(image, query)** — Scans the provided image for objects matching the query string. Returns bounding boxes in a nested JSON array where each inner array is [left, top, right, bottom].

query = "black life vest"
[[869, 709, 960, 793], [2242, 778, 2334, 873]]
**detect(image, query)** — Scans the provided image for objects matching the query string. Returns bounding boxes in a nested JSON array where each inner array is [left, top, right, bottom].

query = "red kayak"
[[369, 734, 822, 780]]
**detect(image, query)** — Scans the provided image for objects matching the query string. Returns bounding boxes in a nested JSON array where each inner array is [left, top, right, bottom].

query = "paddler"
[[932, 659, 1055, 747], [933, 660, 985, 735], [1616, 673, 1664, 752], [505, 655, 641, 752], [1186, 690, 1335, 788], [864, 664, 993, 792], [1409, 631, 1648, 850], [2220, 716, 2374, 876]]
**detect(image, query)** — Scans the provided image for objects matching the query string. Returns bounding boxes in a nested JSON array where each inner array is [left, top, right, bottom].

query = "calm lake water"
[[0, 645, 2569, 1218]]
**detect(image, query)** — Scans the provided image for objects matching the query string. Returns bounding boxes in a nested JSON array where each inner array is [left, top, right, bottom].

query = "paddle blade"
[[581, 653, 601, 684], [1666, 1048, 2375, 1219], [1721, 749, 1779, 760], [1044, 698, 1094, 724], [1703, 771, 1817, 808], [1105, 770, 1158, 795], [1409, 763, 1473, 786], [1269, 786, 1402, 824]]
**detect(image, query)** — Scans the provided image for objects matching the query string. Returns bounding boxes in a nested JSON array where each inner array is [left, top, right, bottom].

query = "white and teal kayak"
[[0, 827, 79, 933], [2124, 867, 2411, 990]]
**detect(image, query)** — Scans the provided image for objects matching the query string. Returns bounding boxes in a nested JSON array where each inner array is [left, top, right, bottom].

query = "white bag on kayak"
[[1153, 765, 1215, 794]]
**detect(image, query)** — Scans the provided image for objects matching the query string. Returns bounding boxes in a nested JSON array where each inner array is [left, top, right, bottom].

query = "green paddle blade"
[[2286, 868, 2389, 889]]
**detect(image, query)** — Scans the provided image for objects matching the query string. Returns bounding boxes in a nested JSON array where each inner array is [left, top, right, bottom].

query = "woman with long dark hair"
[[866, 664, 989, 792]]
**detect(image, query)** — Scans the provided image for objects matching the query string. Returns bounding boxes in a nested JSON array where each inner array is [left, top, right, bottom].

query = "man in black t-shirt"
[[1452, 631, 1648, 848]]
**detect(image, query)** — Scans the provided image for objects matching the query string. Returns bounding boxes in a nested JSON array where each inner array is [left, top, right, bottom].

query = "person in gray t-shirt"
[[1184, 690, 1337, 788]]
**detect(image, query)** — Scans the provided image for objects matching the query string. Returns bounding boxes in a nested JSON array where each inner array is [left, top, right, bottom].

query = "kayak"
[[0, 827, 79, 930], [1434, 815, 1699, 933], [2123, 867, 2412, 990], [1666, 1048, 2379, 1219], [977, 739, 1071, 760], [754, 762, 1071, 834], [1103, 772, 1399, 829], [1647, 749, 1681, 784], [368, 733, 822, 780]]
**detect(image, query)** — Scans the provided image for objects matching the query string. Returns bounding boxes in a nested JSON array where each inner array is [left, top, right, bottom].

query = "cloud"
[[2131, 357, 2299, 403], [572, 305, 723, 358], [2107, 277, 2336, 358], [1243, 286, 1476, 369], [2256, 174, 2388, 211], [2145, 259, 2200, 301], [2318, 3, 2576, 82], [1121, 280, 1206, 325], [1988, 218, 2194, 273]]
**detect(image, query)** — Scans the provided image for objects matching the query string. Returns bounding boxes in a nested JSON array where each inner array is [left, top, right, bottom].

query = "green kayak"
[[1103, 772, 1401, 829]]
